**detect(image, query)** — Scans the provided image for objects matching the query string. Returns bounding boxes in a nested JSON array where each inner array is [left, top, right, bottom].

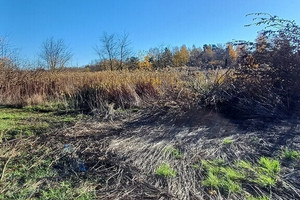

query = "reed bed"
[[0, 69, 207, 112]]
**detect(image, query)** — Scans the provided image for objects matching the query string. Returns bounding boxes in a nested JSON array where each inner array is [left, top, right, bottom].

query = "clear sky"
[[1, 0, 300, 66]]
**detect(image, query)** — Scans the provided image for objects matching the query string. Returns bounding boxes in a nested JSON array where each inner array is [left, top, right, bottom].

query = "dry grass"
[[0, 68, 217, 113], [0, 69, 179, 106]]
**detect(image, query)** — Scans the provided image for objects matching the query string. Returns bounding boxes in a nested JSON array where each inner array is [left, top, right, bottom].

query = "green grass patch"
[[24, 102, 68, 113], [254, 157, 280, 187], [282, 148, 300, 160], [0, 106, 81, 140], [236, 160, 254, 171], [201, 157, 281, 196], [156, 163, 177, 177], [259, 157, 280, 175], [0, 106, 93, 199], [0, 145, 95, 200], [201, 160, 243, 193], [40, 181, 96, 200], [254, 174, 276, 187], [223, 138, 234, 145], [247, 195, 270, 200]]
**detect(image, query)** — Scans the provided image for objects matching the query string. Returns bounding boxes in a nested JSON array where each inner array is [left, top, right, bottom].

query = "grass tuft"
[[247, 195, 270, 200], [259, 157, 280, 175], [164, 146, 182, 159], [223, 138, 234, 145], [201, 157, 281, 195], [282, 148, 300, 160], [201, 160, 243, 194], [156, 163, 177, 178]]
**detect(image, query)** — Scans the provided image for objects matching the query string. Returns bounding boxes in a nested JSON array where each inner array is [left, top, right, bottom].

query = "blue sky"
[[1, 0, 300, 66]]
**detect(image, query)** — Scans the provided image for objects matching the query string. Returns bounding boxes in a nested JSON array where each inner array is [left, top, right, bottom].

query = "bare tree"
[[0, 36, 19, 70], [118, 32, 131, 70], [95, 32, 117, 71], [39, 37, 72, 70], [95, 32, 131, 70]]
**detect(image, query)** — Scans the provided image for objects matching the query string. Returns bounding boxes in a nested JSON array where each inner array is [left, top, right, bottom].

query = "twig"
[[0, 152, 14, 181]]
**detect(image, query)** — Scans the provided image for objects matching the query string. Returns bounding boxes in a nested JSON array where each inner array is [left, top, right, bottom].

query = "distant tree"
[[173, 45, 189, 67], [188, 45, 202, 67], [39, 37, 72, 70], [173, 48, 180, 67], [118, 32, 131, 70], [95, 32, 131, 70], [138, 55, 152, 70], [0, 36, 18, 70], [180, 45, 189, 65], [96, 32, 117, 71], [148, 47, 164, 69], [225, 43, 237, 66], [251, 33, 272, 66], [235, 44, 248, 57], [206, 44, 226, 68], [202, 44, 214, 67], [161, 47, 173, 67], [126, 56, 139, 70], [212, 44, 226, 62]]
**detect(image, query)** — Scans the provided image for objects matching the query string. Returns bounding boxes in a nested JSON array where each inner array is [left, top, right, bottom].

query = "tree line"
[[1, 13, 298, 74], [0, 32, 240, 71], [87, 36, 240, 71]]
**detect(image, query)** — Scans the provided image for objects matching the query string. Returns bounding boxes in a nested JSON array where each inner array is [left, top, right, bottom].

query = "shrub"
[[204, 14, 300, 118]]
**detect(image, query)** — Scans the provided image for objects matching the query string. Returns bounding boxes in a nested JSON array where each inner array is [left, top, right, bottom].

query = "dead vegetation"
[[203, 14, 300, 119], [0, 68, 207, 111], [0, 67, 227, 119], [1, 107, 300, 199]]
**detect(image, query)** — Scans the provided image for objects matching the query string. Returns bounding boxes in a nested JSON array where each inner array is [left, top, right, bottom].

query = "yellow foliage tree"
[[138, 55, 153, 70], [226, 43, 237, 65], [173, 45, 189, 67]]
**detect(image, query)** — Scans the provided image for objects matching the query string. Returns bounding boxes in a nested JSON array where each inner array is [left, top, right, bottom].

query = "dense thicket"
[[205, 14, 300, 118]]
